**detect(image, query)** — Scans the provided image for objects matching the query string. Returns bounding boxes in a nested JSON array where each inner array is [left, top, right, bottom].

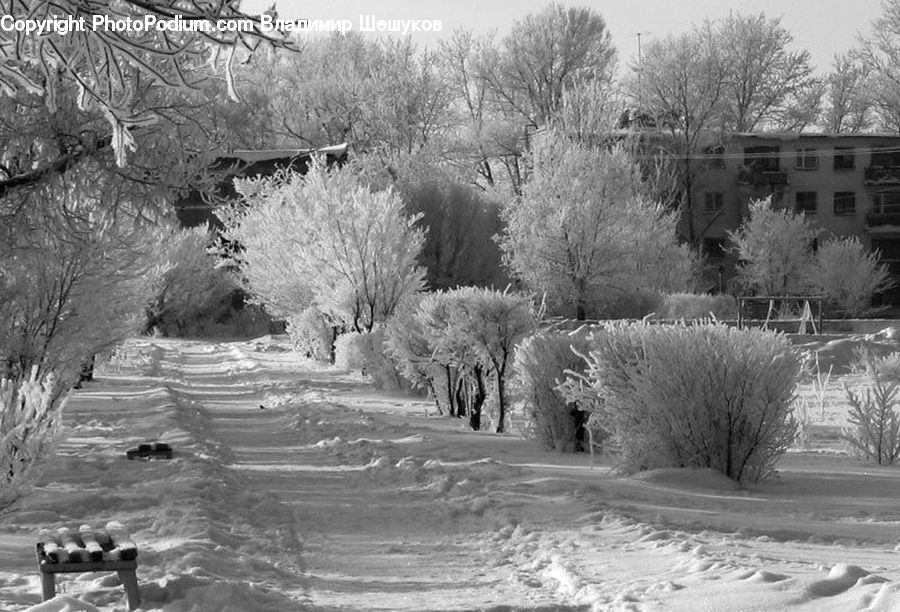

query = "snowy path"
[[6, 336, 900, 610], [168, 340, 587, 611]]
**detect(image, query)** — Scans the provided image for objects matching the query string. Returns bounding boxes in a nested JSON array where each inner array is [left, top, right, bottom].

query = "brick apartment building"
[[694, 133, 900, 292]]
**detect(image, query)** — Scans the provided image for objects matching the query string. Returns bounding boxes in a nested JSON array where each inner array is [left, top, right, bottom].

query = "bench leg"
[[117, 570, 140, 610], [40, 572, 55, 601]]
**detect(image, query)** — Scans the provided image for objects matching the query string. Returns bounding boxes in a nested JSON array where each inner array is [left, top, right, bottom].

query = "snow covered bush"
[[334, 332, 368, 372], [654, 293, 738, 320], [809, 236, 892, 317], [0, 367, 67, 512], [513, 330, 593, 452], [387, 288, 534, 432], [843, 373, 900, 465], [572, 322, 800, 483], [147, 226, 242, 337], [334, 330, 406, 391], [597, 289, 662, 320], [287, 306, 335, 362], [220, 156, 426, 332]]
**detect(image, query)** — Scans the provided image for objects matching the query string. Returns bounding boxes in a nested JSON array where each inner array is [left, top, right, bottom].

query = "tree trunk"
[[468, 366, 487, 431], [426, 380, 443, 416], [495, 369, 507, 433], [576, 302, 587, 321], [329, 327, 339, 364]]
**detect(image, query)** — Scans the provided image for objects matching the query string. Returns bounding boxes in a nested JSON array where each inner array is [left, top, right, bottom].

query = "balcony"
[[867, 204, 900, 230], [865, 166, 900, 185], [736, 166, 789, 188]]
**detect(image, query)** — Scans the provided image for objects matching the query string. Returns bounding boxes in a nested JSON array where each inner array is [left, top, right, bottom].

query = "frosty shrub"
[[334, 332, 372, 372], [386, 288, 534, 432], [654, 293, 738, 320], [384, 308, 436, 392], [147, 226, 241, 337], [874, 352, 900, 381], [286, 306, 335, 362], [334, 330, 406, 391], [513, 330, 593, 452], [597, 289, 662, 320], [809, 236, 892, 318], [843, 374, 900, 465], [574, 322, 801, 483], [0, 367, 67, 512]]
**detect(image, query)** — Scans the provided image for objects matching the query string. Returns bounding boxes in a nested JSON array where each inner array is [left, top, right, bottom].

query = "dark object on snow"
[[72, 354, 96, 389], [259, 404, 267, 410], [126, 442, 173, 460], [36, 523, 140, 609]]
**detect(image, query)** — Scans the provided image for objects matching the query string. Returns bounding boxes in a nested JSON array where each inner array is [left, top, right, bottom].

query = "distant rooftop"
[[224, 143, 348, 164], [730, 132, 900, 141]]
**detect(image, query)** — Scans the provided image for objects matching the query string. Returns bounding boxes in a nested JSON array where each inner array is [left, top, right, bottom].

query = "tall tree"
[[823, 52, 873, 133], [479, 3, 615, 126], [718, 12, 821, 132], [237, 34, 450, 156], [858, 0, 900, 131], [499, 132, 695, 320], [439, 28, 502, 187], [631, 23, 731, 243]]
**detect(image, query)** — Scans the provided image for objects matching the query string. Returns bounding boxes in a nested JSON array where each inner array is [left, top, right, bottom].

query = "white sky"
[[241, 0, 884, 73]]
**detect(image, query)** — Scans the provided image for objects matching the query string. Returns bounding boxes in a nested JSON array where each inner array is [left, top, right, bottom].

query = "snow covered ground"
[[4, 334, 900, 611]]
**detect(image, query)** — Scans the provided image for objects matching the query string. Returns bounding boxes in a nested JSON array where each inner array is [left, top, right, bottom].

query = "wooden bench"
[[36, 524, 140, 610]]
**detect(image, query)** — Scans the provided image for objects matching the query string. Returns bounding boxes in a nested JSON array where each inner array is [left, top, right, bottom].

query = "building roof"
[[727, 132, 900, 142], [222, 143, 349, 164], [175, 143, 348, 228]]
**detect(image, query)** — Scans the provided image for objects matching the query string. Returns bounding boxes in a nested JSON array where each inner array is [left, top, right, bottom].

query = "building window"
[[834, 192, 856, 216], [871, 148, 900, 167], [796, 191, 817, 214], [703, 145, 726, 169], [796, 148, 818, 170], [704, 192, 724, 213], [703, 238, 727, 259], [744, 145, 780, 171], [873, 191, 900, 214], [834, 147, 855, 170]]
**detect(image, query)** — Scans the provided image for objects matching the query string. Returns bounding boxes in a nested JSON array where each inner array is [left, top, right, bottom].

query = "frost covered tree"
[[450, 288, 534, 433], [397, 288, 533, 432], [628, 24, 731, 243], [728, 198, 819, 296], [221, 157, 426, 332], [0, 168, 172, 383], [717, 12, 821, 132], [0, 0, 291, 167], [0, 368, 66, 513], [480, 4, 616, 125], [859, 0, 900, 131], [499, 131, 695, 320], [823, 53, 873, 133], [810, 236, 892, 317]]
